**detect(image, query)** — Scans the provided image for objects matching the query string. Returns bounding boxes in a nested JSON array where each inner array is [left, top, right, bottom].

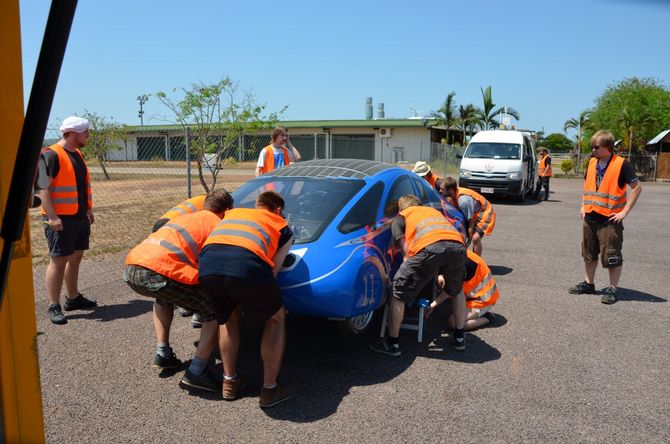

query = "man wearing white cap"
[[39, 116, 97, 325], [412, 161, 442, 192]]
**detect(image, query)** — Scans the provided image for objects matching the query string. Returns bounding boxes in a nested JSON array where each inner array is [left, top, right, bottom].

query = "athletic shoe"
[[48, 304, 67, 325], [178, 307, 193, 317], [259, 383, 294, 408], [153, 352, 182, 369], [369, 339, 401, 357], [222, 373, 247, 400], [181, 369, 221, 392], [601, 286, 618, 305], [452, 332, 466, 351], [63, 293, 97, 311], [191, 313, 203, 329], [568, 281, 595, 295]]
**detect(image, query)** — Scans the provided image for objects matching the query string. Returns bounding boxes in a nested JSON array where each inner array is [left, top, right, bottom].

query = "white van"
[[457, 130, 537, 201]]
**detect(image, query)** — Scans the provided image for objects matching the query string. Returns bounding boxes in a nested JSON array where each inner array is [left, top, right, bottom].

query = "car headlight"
[[460, 169, 470, 178], [507, 171, 521, 180]]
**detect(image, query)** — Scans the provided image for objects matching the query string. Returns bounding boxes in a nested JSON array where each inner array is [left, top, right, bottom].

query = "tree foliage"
[[432, 92, 458, 143], [478, 86, 520, 129], [81, 111, 124, 180], [156, 77, 285, 193], [589, 77, 670, 152], [541, 132, 574, 152]]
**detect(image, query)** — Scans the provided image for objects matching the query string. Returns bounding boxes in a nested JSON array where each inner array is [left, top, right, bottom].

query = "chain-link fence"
[[429, 142, 465, 179]]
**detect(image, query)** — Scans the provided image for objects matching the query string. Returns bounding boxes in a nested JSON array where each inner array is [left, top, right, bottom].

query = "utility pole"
[[137, 94, 148, 126]]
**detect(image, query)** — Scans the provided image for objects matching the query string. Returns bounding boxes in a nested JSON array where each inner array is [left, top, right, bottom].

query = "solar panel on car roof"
[[265, 159, 392, 178]]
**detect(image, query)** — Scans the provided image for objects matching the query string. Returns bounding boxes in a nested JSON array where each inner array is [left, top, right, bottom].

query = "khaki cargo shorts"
[[581, 220, 623, 268]]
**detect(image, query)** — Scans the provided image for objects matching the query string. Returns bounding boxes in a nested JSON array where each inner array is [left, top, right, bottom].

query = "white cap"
[[59, 116, 90, 134]]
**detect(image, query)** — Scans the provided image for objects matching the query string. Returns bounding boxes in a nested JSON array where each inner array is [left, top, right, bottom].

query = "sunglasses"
[[591, 145, 603, 150]]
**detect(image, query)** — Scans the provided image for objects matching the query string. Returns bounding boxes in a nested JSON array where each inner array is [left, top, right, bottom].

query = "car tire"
[[337, 310, 375, 337]]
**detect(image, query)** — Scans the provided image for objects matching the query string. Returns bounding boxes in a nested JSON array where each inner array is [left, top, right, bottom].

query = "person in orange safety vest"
[[39, 116, 96, 325], [412, 160, 442, 192], [370, 194, 468, 357], [533, 147, 552, 201], [124, 190, 233, 386], [152, 194, 207, 232], [255, 126, 301, 176], [569, 130, 642, 305], [440, 177, 496, 257]]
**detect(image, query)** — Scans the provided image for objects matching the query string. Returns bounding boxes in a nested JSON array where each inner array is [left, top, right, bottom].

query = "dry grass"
[[30, 167, 255, 265]]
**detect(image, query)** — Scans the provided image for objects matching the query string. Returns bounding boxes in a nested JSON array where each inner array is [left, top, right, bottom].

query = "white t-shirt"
[[256, 145, 295, 168]]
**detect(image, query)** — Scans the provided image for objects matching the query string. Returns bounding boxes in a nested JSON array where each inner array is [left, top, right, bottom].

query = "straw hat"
[[412, 161, 431, 176]]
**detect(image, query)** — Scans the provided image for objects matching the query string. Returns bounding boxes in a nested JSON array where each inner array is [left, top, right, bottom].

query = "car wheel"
[[338, 310, 375, 336]]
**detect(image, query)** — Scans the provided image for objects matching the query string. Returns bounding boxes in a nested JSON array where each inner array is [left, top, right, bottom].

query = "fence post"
[[185, 126, 191, 198], [653, 153, 658, 182], [313, 133, 317, 159], [443, 144, 447, 178]]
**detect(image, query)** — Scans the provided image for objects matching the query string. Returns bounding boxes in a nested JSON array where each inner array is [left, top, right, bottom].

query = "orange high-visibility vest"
[[126, 210, 221, 285], [458, 187, 496, 235], [424, 174, 441, 190], [539, 154, 552, 177], [204, 208, 288, 267], [160, 195, 206, 221], [463, 250, 499, 310], [41, 143, 92, 216], [583, 155, 627, 217], [258, 145, 290, 175], [399, 206, 464, 257]]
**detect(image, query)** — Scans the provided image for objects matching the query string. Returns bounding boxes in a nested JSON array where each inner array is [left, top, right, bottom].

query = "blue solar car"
[[232, 159, 466, 335]]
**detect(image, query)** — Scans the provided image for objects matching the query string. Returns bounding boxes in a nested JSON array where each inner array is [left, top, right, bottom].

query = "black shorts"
[[123, 265, 215, 320], [200, 274, 283, 327], [393, 240, 466, 304], [44, 216, 90, 257]]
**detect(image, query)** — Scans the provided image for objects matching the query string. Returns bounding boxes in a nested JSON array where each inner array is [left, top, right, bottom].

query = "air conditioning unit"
[[379, 128, 392, 138]]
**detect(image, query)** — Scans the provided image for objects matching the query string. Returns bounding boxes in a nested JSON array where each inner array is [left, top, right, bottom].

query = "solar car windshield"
[[232, 177, 365, 243], [465, 142, 521, 159]]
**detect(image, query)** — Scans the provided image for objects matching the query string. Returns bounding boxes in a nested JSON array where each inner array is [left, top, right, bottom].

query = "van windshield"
[[465, 142, 521, 160]]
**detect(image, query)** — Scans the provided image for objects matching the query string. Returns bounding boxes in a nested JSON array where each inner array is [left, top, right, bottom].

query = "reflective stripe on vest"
[[160, 195, 206, 221], [539, 154, 552, 177], [41, 144, 92, 215], [463, 251, 499, 309], [125, 211, 221, 285], [399, 206, 463, 256], [583, 155, 627, 216], [259, 145, 290, 175], [204, 208, 287, 267], [458, 187, 496, 235]]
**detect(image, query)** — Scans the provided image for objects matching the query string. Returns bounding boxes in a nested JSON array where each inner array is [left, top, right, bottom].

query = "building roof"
[[647, 129, 670, 145], [126, 118, 439, 133]]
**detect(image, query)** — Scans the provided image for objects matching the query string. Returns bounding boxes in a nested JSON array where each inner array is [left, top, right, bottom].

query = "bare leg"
[[153, 302, 174, 344], [607, 266, 622, 288], [451, 291, 466, 330], [194, 320, 218, 360], [471, 232, 483, 256], [584, 260, 598, 284], [448, 309, 486, 330], [387, 297, 406, 338], [63, 250, 85, 298], [260, 307, 286, 387], [220, 307, 241, 378], [45, 255, 69, 305]]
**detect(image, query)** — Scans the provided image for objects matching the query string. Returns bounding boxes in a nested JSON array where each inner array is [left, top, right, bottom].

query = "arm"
[[255, 149, 265, 177], [40, 189, 63, 231], [288, 141, 301, 162], [608, 181, 641, 223], [272, 235, 293, 278]]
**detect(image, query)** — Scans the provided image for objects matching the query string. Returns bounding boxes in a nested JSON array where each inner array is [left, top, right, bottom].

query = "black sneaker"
[[601, 286, 617, 305], [63, 293, 97, 311], [452, 332, 466, 351], [178, 307, 193, 317], [181, 369, 222, 392], [48, 304, 67, 325], [369, 339, 401, 357], [153, 352, 182, 369], [191, 313, 203, 329], [568, 281, 595, 295]]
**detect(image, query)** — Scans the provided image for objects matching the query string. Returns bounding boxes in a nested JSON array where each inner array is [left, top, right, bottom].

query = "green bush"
[[223, 156, 237, 166], [560, 159, 574, 175]]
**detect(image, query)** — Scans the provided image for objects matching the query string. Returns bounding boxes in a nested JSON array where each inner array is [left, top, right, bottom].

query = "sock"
[[387, 336, 399, 347], [156, 343, 172, 359], [188, 356, 208, 376], [263, 382, 277, 389], [454, 328, 464, 339], [223, 372, 238, 381]]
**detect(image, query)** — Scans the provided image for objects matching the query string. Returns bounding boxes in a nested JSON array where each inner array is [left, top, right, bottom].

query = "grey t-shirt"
[[457, 195, 480, 222]]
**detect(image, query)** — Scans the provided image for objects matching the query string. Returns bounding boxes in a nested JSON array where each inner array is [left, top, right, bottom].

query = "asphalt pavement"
[[33, 178, 670, 443]]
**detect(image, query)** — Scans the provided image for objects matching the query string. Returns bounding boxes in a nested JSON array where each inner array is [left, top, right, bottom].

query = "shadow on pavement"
[[489, 265, 513, 276], [66, 298, 153, 322], [614, 287, 667, 303]]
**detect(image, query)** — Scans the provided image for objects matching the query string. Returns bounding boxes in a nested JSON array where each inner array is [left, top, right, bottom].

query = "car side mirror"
[[456, 154, 463, 159]]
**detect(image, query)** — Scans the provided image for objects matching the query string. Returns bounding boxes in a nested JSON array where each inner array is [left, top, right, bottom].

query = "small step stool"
[[379, 298, 430, 343]]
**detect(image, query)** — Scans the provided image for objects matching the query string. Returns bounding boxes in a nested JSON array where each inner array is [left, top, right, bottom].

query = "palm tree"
[[616, 107, 656, 154], [432, 91, 458, 144], [458, 103, 479, 145], [563, 110, 593, 154], [479, 86, 520, 129]]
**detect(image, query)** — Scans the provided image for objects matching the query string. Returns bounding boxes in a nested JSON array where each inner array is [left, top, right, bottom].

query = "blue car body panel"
[[231, 159, 466, 319]]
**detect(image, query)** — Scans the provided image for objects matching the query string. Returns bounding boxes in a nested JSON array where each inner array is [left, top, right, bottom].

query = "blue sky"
[[19, 0, 670, 136]]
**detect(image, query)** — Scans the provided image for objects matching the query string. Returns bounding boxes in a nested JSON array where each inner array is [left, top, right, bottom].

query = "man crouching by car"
[[198, 191, 295, 408]]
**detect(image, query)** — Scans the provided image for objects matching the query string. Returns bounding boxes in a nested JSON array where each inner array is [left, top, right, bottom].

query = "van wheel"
[[515, 183, 526, 203]]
